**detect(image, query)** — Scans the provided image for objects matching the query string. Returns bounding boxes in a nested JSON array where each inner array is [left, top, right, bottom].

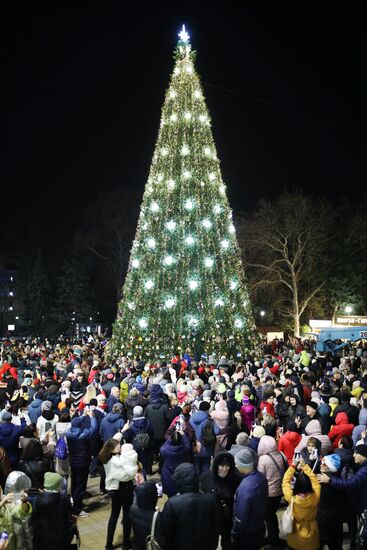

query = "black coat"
[[130, 505, 163, 550], [160, 491, 218, 550], [144, 402, 170, 440], [32, 492, 74, 550]]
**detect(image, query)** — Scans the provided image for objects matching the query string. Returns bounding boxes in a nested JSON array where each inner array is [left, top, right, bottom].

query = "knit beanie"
[[252, 425, 265, 438], [323, 454, 342, 472], [133, 406, 143, 417], [234, 447, 257, 468], [355, 444, 367, 458], [41, 400, 52, 411], [307, 401, 318, 411]]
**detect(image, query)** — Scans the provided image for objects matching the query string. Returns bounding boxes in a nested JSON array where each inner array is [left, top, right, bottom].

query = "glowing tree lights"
[[111, 25, 259, 359]]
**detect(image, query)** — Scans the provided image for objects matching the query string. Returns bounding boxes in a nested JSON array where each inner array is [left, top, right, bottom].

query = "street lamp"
[[260, 310, 265, 326], [345, 306, 352, 326]]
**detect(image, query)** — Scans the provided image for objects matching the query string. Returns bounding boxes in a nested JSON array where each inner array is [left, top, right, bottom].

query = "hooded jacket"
[[129, 483, 163, 550], [294, 420, 332, 456], [189, 410, 221, 457], [161, 463, 218, 550], [210, 399, 230, 430], [200, 452, 241, 529], [144, 400, 170, 440], [160, 434, 192, 497], [232, 469, 268, 540], [32, 491, 74, 550], [0, 420, 25, 468], [257, 435, 287, 496], [66, 416, 97, 468], [27, 398, 43, 424], [328, 412, 354, 448], [282, 464, 321, 550], [99, 412, 125, 442], [278, 430, 302, 465]]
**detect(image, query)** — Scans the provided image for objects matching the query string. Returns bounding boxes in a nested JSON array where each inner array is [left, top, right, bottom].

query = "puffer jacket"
[[282, 464, 320, 550], [66, 416, 97, 468], [294, 420, 332, 456], [257, 435, 287, 496], [104, 445, 138, 490], [144, 402, 170, 440], [210, 400, 230, 430], [278, 430, 302, 465], [328, 412, 354, 448], [28, 399, 43, 424], [99, 412, 125, 442], [189, 410, 221, 457]]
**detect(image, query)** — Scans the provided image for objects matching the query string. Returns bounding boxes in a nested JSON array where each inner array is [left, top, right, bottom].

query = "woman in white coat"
[[99, 438, 138, 550]]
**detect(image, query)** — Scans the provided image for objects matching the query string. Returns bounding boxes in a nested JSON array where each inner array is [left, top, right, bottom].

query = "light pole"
[[260, 310, 265, 326], [345, 306, 352, 326]]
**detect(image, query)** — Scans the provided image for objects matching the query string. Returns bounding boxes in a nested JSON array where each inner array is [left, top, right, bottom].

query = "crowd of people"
[[0, 334, 366, 549]]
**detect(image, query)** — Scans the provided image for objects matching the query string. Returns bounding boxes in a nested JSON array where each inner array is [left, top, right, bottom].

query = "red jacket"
[[278, 430, 302, 465], [260, 400, 275, 418], [328, 412, 354, 448]]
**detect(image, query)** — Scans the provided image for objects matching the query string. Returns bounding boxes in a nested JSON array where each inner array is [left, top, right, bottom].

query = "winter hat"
[[173, 463, 199, 493], [287, 421, 298, 432], [227, 390, 235, 399], [130, 388, 139, 398], [354, 444, 367, 458], [0, 410, 12, 422], [234, 447, 257, 469], [44, 472, 63, 491], [41, 400, 52, 411], [134, 481, 158, 510], [252, 425, 265, 438], [323, 454, 342, 472], [329, 397, 339, 405], [199, 401, 210, 411], [33, 379, 40, 386], [149, 384, 163, 400], [203, 390, 212, 399], [133, 406, 143, 417], [242, 396, 250, 404], [307, 401, 319, 411], [71, 416, 84, 428]]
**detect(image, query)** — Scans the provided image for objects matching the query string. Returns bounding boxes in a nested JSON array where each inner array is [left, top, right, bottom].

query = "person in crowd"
[[54, 412, 71, 490], [190, 401, 221, 474], [124, 388, 148, 421], [248, 424, 265, 453], [240, 394, 256, 432], [66, 407, 97, 517], [0, 477, 32, 550], [0, 448, 12, 492], [0, 410, 25, 469], [231, 447, 268, 550], [328, 411, 355, 448], [200, 451, 241, 550], [99, 439, 138, 550], [106, 386, 122, 414], [316, 453, 344, 550], [160, 462, 218, 550], [129, 481, 164, 550], [32, 471, 76, 550], [317, 444, 367, 550], [160, 431, 192, 497], [282, 455, 321, 550], [277, 420, 302, 465], [299, 436, 321, 473], [294, 419, 332, 456], [144, 384, 171, 475], [17, 439, 53, 503], [257, 435, 288, 549], [100, 403, 126, 443], [229, 431, 249, 457], [36, 401, 58, 444]]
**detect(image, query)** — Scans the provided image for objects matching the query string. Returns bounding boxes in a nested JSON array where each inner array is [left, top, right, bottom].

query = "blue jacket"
[[66, 416, 97, 469], [99, 412, 125, 442], [189, 411, 220, 457], [329, 460, 367, 514], [232, 470, 268, 540], [28, 399, 43, 424], [0, 420, 26, 468], [160, 435, 192, 497]]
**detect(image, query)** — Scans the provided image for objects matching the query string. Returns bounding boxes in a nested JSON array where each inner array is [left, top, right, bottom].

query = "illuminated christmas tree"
[[111, 26, 259, 360]]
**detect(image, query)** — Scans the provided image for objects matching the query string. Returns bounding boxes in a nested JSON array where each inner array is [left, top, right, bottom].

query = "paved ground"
[[76, 474, 352, 549]]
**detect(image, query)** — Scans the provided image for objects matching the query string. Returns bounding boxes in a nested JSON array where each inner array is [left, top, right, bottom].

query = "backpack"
[[202, 418, 216, 447], [55, 436, 68, 460], [133, 432, 150, 451]]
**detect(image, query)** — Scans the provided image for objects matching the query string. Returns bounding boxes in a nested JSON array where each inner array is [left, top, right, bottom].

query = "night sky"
[[2, 6, 366, 264]]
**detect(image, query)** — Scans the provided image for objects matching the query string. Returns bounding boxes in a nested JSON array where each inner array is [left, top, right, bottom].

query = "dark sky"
[[2, 6, 366, 263]]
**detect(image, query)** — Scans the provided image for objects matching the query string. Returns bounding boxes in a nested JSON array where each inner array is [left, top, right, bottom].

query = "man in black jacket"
[[161, 462, 218, 550]]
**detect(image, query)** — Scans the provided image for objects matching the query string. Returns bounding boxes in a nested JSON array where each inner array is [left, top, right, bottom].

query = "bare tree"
[[74, 188, 141, 303], [237, 190, 334, 336]]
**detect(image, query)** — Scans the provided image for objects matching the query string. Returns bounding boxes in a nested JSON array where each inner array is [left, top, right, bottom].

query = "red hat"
[[33, 379, 40, 385]]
